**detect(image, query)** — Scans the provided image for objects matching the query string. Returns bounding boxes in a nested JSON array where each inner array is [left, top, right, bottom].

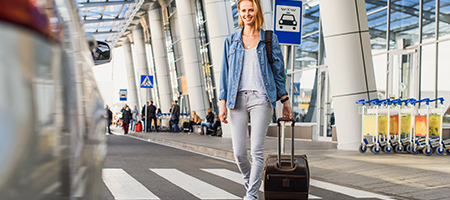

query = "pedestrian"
[[106, 105, 113, 134], [188, 111, 202, 133], [210, 115, 222, 137], [200, 108, 215, 135], [131, 105, 138, 133], [121, 104, 132, 134], [169, 100, 180, 132], [142, 101, 157, 132], [218, 0, 292, 199]]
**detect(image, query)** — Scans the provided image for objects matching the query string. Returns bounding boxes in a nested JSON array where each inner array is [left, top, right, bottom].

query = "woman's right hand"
[[218, 100, 228, 124]]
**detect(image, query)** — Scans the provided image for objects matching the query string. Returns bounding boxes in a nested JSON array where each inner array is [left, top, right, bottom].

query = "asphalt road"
[[102, 135, 393, 200]]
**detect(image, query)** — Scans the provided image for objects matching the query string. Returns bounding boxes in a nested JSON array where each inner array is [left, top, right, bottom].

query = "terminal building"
[[85, 0, 450, 150]]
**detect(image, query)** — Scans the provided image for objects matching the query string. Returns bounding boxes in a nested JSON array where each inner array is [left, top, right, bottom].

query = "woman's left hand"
[[282, 100, 292, 119]]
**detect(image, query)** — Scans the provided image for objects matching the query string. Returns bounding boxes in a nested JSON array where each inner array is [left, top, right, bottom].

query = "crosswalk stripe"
[[103, 168, 160, 200], [150, 168, 241, 200], [310, 179, 395, 200], [201, 169, 322, 199]]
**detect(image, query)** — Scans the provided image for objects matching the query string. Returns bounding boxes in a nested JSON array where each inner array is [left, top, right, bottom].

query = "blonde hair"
[[237, 0, 264, 30], [206, 108, 212, 113]]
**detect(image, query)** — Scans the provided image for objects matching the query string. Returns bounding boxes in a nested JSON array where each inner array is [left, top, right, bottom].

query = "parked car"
[[0, 0, 111, 199]]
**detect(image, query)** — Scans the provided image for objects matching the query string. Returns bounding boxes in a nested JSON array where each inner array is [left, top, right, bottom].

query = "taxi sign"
[[273, 0, 303, 45]]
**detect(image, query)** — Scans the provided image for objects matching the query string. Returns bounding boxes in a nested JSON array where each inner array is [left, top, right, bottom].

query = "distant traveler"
[[188, 111, 202, 133], [218, 0, 292, 199], [121, 104, 132, 134], [200, 108, 215, 135], [142, 101, 157, 132], [211, 115, 222, 137], [131, 105, 138, 133], [106, 105, 113, 134], [169, 100, 180, 132]]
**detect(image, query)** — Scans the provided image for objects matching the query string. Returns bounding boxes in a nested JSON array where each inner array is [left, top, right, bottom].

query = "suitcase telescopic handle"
[[277, 118, 295, 169]]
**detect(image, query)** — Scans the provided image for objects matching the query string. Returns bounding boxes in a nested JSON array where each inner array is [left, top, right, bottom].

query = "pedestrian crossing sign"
[[140, 75, 153, 88]]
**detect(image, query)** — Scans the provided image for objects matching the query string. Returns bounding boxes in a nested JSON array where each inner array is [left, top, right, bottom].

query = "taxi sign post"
[[141, 75, 154, 132]]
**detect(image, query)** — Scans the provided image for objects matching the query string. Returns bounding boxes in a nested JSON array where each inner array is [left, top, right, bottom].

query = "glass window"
[[373, 53, 388, 99], [368, 9, 387, 50], [294, 33, 318, 70], [439, 0, 450, 39], [422, 0, 436, 41], [291, 69, 317, 123], [303, 4, 319, 35], [366, 0, 387, 14], [437, 40, 450, 113], [231, 0, 239, 28], [420, 43, 436, 99], [389, 0, 420, 49]]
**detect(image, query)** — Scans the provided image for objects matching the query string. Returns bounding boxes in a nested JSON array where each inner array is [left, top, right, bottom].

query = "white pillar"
[[261, 0, 273, 30], [148, 8, 173, 113], [122, 40, 140, 108], [174, 0, 209, 117], [203, 0, 235, 138], [319, 0, 377, 150], [132, 25, 152, 109]]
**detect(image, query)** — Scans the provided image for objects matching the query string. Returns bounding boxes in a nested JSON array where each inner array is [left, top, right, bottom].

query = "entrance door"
[[387, 49, 419, 100], [317, 66, 332, 141]]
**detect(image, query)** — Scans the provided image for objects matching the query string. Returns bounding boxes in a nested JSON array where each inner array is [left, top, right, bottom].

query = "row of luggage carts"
[[356, 97, 450, 156]]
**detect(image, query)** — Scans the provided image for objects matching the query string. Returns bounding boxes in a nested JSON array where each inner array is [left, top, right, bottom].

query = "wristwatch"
[[281, 97, 289, 103]]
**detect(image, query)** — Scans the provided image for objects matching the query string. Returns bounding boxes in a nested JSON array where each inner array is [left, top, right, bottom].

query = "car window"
[[282, 15, 294, 21]]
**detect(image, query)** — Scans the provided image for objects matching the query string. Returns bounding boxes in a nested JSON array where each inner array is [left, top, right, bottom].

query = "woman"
[[121, 104, 132, 134], [200, 108, 215, 135], [218, 0, 292, 199], [188, 111, 202, 133]]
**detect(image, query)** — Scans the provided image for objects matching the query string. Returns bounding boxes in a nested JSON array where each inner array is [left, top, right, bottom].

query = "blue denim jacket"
[[219, 27, 288, 109]]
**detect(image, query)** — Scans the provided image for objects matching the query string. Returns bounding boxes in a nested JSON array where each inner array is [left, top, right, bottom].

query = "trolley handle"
[[430, 97, 444, 105], [365, 98, 379, 106], [391, 98, 401, 106], [405, 98, 417, 106], [418, 98, 430, 105], [378, 98, 390, 106], [356, 99, 366, 105]]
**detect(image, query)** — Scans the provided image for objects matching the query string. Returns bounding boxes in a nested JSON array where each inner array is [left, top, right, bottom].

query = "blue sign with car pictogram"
[[274, 0, 303, 45]]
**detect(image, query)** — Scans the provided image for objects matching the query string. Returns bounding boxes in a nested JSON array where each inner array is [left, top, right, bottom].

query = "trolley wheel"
[[446, 149, 450, 155], [359, 144, 367, 153], [395, 145, 404, 153], [384, 145, 393, 153], [423, 147, 433, 156], [372, 146, 381, 154], [406, 144, 411, 153], [436, 147, 445, 155], [411, 146, 418, 154], [379, 137, 385, 142]]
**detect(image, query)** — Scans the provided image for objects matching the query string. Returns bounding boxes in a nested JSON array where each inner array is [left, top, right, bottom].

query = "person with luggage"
[[200, 108, 215, 135], [106, 105, 113, 135], [169, 100, 180, 132], [121, 104, 132, 134], [142, 101, 157, 132], [131, 105, 138, 133], [188, 111, 202, 133], [218, 0, 292, 199]]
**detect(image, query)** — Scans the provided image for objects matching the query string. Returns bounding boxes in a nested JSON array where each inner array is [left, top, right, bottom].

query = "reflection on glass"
[[420, 44, 436, 100], [292, 70, 317, 123], [231, 0, 239, 28], [390, 53, 416, 99], [303, 4, 319, 35], [366, 0, 387, 14], [389, 0, 420, 49], [368, 9, 387, 50], [439, 0, 450, 39], [294, 34, 318, 70], [437, 40, 450, 117], [422, 0, 436, 41]]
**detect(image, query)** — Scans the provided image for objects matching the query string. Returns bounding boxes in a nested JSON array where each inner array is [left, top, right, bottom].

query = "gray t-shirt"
[[238, 47, 267, 94]]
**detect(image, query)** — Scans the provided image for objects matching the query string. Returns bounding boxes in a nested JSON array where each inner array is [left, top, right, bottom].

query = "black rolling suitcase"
[[263, 118, 310, 200]]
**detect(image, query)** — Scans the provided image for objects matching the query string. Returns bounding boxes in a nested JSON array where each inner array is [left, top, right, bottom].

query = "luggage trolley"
[[356, 98, 381, 153], [428, 98, 447, 155], [377, 98, 395, 153], [411, 98, 440, 155], [389, 99, 403, 153], [396, 98, 417, 153]]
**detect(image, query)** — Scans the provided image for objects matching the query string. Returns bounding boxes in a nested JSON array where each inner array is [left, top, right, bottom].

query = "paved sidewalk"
[[110, 127, 450, 200]]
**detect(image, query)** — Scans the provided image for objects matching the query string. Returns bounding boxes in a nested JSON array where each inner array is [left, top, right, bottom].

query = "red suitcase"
[[263, 118, 310, 200], [135, 122, 142, 132]]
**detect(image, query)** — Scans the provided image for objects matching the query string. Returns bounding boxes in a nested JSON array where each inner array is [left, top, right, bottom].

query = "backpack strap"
[[265, 30, 274, 73]]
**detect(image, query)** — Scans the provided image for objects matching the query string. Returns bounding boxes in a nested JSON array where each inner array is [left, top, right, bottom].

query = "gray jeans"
[[229, 91, 273, 199]]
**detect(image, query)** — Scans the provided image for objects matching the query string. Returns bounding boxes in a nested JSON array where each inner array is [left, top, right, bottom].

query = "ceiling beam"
[[83, 18, 126, 24], [78, 1, 133, 8], [86, 31, 120, 35]]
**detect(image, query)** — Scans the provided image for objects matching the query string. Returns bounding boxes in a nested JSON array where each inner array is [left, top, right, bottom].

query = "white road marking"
[[201, 168, 322, 199], [310, 179, 395, 200], [150, 168, 241, 200], [103, 168, 160, 200]]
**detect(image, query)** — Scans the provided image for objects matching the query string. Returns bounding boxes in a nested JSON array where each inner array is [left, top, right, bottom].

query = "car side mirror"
[[92, 41, 112, 65]]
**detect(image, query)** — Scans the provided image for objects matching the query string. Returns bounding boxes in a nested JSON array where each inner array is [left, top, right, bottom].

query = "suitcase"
[[135, 122, 142, 132], [263, 117, 310, 200]]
